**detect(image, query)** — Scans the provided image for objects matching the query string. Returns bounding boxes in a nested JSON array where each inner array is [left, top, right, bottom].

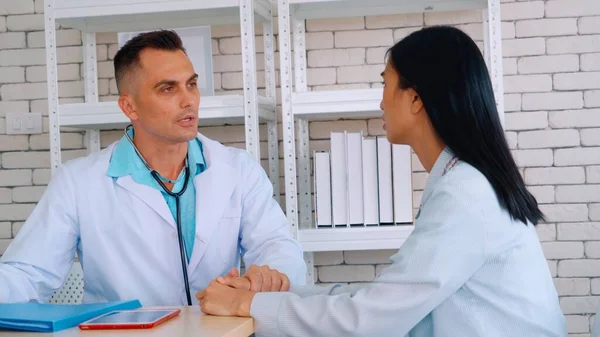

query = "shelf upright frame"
[[261, 2, 281, 204], [483, 0, 505, 127], [45, 0, 61, 174], [82, 32, 101, 154], [292, 18, 315, 284], [277, 0, 300, 240], [278, 0, 317, 283], [241, 0, 261, 162]]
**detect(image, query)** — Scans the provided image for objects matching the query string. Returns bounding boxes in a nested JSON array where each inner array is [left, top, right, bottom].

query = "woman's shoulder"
[[422, 160, 519, 250], [425, 160, 510, 229], [438, 161, 498, 203]]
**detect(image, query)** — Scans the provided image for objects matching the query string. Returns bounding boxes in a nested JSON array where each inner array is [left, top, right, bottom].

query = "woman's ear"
[[118, 95, 139, 121], [410, 89, 424, 115]]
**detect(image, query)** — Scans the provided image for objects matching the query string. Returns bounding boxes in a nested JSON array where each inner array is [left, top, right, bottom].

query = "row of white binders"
[[313, 132, 414, 228]]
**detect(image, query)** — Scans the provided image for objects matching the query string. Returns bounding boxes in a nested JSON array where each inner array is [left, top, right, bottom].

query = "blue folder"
[[0, 299, 142, 332]]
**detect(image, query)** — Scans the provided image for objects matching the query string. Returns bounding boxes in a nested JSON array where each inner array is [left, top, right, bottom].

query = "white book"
[[377, 136, 394, 225], [330, 132, 348, 227], [346, 132, 364, 226], [361, 137, 379, 226], [314, 151, 333, 228], [392, 144, 413, 224]]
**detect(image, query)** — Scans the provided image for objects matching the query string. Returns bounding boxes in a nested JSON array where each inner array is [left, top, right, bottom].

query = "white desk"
[[0, 306, 254, 337]]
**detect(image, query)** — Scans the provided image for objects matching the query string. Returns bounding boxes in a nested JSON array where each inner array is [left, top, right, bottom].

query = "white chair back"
[[47, 262, 84, 304]]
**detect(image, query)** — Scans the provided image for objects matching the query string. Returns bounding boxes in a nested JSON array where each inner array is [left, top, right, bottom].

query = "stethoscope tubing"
[[125, 125, 193, 305]]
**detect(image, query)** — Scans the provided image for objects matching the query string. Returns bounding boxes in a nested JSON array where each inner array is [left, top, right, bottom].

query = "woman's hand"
[[196, 280, 255, 317], [219, 265, 291, 292]]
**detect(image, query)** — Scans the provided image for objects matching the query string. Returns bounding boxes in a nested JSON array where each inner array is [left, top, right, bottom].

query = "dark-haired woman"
[[196, 25, 567, 337]]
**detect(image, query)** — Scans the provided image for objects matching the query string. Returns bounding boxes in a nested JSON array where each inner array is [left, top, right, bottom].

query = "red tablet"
[[78, 308, 181, 330]]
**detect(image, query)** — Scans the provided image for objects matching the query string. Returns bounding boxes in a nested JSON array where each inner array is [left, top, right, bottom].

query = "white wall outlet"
[[6, 112, 43, 135]]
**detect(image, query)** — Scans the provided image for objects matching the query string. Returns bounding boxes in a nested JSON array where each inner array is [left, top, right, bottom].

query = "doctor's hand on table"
[[197, 265, 288, 317]]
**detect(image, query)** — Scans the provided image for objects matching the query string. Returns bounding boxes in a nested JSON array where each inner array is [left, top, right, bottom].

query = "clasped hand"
[[196, 265, 289, 317]]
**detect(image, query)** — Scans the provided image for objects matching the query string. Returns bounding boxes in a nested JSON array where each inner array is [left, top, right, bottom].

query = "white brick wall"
[[505, 111, 548, 130], [554, 72, 600, 91], [547, 35, 600, 54], [524, 167, 585, 185], [585, 91, 600, 108], [518, 129, 579, 148], [555, 278, 590, 296], [512, 149, 554, 167], [517, 54, 579, 74], [6, 14, 44, 31], [543, 242, 584, 259], [550, 109, 600, 128], [581, 54, 600, 71], [580, 18, 600, 35], [516, 18, 578, 37], [566, 315, 589, 334], [523, 92, 584, 110], [0, 32, 26, 49], [334, 30, 393, 48], [545, 0, 600, 18], [503, 37, 546, 57], [541, 204, 589, 222], [0, 0, 34, 15], [0, 1, 599, 334], [504, 74, 552, 93]]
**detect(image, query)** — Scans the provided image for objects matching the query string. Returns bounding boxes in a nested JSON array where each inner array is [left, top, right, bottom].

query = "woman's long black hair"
[[387, 25, 544, 226]]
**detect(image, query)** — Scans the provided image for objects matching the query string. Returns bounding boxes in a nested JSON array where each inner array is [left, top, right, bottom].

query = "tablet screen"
[[87, 310, 176, 325]]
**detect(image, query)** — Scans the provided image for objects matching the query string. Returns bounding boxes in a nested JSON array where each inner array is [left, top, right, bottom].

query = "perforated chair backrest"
[[47, 262, 84, 304]]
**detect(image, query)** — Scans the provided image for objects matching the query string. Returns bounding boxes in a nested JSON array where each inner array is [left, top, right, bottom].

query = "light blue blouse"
[[250, 147, 567, 337]]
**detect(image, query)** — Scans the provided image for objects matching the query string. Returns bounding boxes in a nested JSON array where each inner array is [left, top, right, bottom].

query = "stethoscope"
[[124, 124, 193, 305]]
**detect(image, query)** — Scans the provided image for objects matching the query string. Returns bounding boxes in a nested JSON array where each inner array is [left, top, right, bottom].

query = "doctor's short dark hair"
[[113, 29, 186, 94], [386, 25, 544, 226]]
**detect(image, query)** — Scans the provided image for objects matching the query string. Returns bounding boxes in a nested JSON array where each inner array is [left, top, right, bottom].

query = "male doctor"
[[0, 30, 306, 305]]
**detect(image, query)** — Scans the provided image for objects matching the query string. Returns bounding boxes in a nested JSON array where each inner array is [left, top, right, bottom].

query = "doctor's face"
[[121, 48, 200, 144], [379, 60, 422, 145]]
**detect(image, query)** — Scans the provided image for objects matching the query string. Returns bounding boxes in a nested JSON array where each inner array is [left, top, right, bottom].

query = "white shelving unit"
[[44, 0, 281, 201], [277, 0, 505, 283]]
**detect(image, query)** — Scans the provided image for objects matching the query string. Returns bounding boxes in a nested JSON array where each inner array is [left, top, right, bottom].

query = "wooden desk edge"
[[224, 317, 254, 337]]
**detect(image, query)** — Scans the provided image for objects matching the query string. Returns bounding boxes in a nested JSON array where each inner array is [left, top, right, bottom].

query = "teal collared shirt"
[[107, 130, 205, 261]]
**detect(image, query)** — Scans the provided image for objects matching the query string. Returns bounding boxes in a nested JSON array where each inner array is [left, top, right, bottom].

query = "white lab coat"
[[249, 147, 566, 337], [0, 133, 306, 306]]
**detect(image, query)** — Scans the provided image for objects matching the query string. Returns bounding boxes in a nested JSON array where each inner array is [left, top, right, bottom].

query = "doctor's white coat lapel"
[[115, 175, 177, 229], [187, 134, 237, 275]]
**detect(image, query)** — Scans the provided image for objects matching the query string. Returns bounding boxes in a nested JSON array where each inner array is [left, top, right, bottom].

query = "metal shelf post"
[[44, 0, 61, 175], [82, 32, 101, 154]]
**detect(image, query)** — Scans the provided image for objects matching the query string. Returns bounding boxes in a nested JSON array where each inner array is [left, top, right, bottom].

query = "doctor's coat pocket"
[[217, 215, 242, 264]]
